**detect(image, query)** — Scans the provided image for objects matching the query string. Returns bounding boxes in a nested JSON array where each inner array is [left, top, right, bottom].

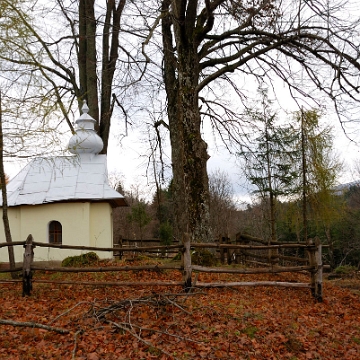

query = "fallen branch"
[[72, 330, 83, 360], [48, 301, 91, 325], [108, 320, 176, 359], [0, 318, 69, 334], [159, 294, 192, 315], [91, 294, 184, 320], [110, 321, 204, 344]]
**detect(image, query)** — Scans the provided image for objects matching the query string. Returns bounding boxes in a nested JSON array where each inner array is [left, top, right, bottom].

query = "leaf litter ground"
[[0, 260, 359, 360]]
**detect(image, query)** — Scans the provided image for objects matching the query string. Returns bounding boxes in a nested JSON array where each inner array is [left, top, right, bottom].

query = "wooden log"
[[182, 233, 192, 291], [32, 241, 182, 252], [22, 234, 35, 296], [278, 254, 309, 264], [236, 233, 302, 246], [0, 267, 23, 273], [238, 250, 308, 264], [31, 264, 182, 273], [192, 264, 314, 274], [33, 279, 184, 287], [236, 233, 268, 244], [121, 238, 180, 243], [191, 243, 314, 250], [195, 281, 311, 288], [0, 279, 22, 283], [243, 260, 272, 267], [238, 250, 278, 262], [143, 251, 178, 256], [0, 241, 26, 248], [0, 319, 69, 334]]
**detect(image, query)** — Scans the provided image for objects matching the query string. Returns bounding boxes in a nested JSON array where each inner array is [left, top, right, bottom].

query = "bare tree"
[[0, 0, 149, 154], [0, 92, 16, 273], [2, 0, 360, 250], [160, 0, 360, 243], [209, 169, 237, 238]]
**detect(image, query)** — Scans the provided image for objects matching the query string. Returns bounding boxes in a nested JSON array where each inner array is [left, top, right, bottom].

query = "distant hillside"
[[333, 180, 360, 195]]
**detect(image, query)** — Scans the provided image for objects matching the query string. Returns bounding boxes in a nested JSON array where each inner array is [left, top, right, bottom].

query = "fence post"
[[23, 234, 35, 296], [219, 235, 225, 264], [225, 237, 232, 265], [114, 236, 123, 260], [182, 233, 192, 292], [308, 237, 323, 301], [308, 238, 316, 296], [314, 237, 323, 302]]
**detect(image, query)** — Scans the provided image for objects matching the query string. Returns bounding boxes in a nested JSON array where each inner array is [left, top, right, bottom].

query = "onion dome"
[[68, 101, 103, 155]]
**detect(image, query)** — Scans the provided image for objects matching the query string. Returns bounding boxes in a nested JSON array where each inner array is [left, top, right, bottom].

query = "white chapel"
[[0, 101, 127, 262]]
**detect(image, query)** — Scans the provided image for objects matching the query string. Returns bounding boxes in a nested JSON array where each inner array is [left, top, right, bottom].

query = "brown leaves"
[[0, 267, 359, 359]]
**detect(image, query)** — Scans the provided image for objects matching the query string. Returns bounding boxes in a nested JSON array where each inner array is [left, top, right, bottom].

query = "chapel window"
[[49, 221, 62, 244]]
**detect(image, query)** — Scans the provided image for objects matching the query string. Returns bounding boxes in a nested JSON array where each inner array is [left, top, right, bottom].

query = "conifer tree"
[[239, 89, 299, 243]]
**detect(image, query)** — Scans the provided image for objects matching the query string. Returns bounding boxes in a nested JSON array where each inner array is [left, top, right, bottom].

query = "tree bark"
[[162, 0, 212, 243], [78, 0, 99, 121], [100, 0, 126, 153], [78, 0, 126, 150], [84, 0, 99, 124]]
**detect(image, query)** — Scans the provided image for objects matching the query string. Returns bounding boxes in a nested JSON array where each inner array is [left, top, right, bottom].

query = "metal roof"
[[1, 155, 128, 207]]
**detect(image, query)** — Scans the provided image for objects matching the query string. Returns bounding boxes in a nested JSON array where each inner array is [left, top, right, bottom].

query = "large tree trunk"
[[162, 0, 212, 243], [78, 0, 126, 152], [83, 0, 99, 124], [78, 0, 99, 123], [100, 0, 126, 154]]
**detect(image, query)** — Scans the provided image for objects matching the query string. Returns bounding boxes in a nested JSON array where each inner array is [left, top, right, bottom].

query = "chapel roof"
[[1, 155, 127, 207], [0, 101, 127, 208]]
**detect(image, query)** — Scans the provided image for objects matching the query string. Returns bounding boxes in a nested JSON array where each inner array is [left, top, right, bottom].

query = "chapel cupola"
[[68, 100, 103, 156]]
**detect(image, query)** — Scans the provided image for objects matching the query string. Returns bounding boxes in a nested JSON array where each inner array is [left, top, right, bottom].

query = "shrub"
[[191, 249, 218, 267], [334, 265, 357, 274], [159, 222, 173, 246], [62, 252, 99, 267], [171, 252, 181, 261]]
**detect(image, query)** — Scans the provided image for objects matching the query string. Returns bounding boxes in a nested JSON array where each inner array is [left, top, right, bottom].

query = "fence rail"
[[0, 233, 323, 301]]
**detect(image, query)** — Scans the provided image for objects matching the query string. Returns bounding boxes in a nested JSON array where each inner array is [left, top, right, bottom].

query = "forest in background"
[[113, 171, 360, 270]]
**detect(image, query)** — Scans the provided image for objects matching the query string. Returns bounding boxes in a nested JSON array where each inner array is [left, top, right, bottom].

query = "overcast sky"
[[5, 89, 360, 207], [104, 105, 360, 206]]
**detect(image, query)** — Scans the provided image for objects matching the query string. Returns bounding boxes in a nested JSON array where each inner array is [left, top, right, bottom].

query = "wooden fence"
[[0, 233, 323, 301], [113, 237, 180, 258]]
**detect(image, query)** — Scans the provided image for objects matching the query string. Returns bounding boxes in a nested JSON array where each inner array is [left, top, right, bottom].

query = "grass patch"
[[242, 325, 258, 338], [0, 272, 11, 280], [334, 265, 357, 275]]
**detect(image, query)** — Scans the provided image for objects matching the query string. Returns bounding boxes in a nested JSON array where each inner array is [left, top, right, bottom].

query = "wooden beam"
[[192, 265, 314, 274], [195, 281, 311, 288]]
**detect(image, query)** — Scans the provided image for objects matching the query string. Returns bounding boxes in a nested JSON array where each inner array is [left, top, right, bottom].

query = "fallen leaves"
[[0, 263, 359, 359]]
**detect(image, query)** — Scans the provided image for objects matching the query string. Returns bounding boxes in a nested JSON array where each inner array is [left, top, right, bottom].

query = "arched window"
[[49, 221, 62, 244]]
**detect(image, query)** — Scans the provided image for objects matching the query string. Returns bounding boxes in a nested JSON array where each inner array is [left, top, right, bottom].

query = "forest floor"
[[0, 258, 359, 360]]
